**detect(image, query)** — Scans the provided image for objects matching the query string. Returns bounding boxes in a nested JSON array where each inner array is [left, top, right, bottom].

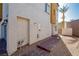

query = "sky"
[[58, 3, 79, 23]]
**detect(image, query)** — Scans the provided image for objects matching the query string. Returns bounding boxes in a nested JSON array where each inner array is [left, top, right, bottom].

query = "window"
[[45, 3, 50, 14]]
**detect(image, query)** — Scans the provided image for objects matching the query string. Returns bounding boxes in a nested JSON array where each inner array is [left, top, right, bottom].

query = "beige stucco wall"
[[50, 3, 58, 24], [0, 3, 2, 17], [7, 3, 51, 55], [71, 20, 79, 37], [0, 4, 2, 39], [50, 3, 58, 35]]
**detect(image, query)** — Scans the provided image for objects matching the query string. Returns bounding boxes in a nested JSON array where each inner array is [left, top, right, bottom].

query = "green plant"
[[59, 5, 69, 29]]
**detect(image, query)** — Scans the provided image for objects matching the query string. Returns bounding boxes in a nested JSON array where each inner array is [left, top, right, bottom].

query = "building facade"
[[71, 20, 79, 37], [0, 3, 59, 55], [50, 3, 59, 35]]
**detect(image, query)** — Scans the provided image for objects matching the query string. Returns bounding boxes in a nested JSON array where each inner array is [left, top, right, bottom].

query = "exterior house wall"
[[60, 20, 79, 36], [50, 3, 58, 24], [2, 3, 8, 39], [0, 3, 2, 39], [50, 3, 59, 35], [64, 22, 71, 28], [0, 27, 1, 39], [58, 21, 71, 34], [0, 3, 2, 17], [71, 20, 79, 37], [0, 3, 8, 39], [7, 3, 51, 55]]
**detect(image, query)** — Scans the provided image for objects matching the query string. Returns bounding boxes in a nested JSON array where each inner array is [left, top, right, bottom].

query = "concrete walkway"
[[12, 36, 71, 56], [60, 35, 79, 56]]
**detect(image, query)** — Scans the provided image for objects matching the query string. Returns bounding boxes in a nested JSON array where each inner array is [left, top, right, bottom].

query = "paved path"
[[60, 35, 79, 56], [12, 36, 71, 56]]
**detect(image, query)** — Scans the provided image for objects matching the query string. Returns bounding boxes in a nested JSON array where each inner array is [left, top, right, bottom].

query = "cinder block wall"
[[71, 20, 79, 37]]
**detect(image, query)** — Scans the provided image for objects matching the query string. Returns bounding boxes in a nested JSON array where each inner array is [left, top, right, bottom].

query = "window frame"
[[45, 3, 50, 15]]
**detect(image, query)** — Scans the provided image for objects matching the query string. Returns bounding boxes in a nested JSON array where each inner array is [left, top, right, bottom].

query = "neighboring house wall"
[[60, 20, 79, 36], [0, 3, 2, 39], [7, 3, 51, 55], [3, 3, 8, 18], [71, 20, 79, 37], [50, 3, 59, 35], [0, 24, 1, 39], [58, 21, 71, 34], [65, 22, 71, 28], [0, 3, 8, 39], [50, 3, 58, 24], [0, 3, 2, 17], [2, 3, 8, 39]]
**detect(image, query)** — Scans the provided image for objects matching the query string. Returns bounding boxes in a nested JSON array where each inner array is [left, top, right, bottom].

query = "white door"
[[17, 16, 29, 46]]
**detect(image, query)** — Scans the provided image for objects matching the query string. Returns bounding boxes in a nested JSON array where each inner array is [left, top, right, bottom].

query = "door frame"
[[17, 16, 30, 45]]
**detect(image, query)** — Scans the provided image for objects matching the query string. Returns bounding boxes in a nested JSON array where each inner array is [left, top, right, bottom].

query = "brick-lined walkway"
[[12, 36, 72, 56]]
